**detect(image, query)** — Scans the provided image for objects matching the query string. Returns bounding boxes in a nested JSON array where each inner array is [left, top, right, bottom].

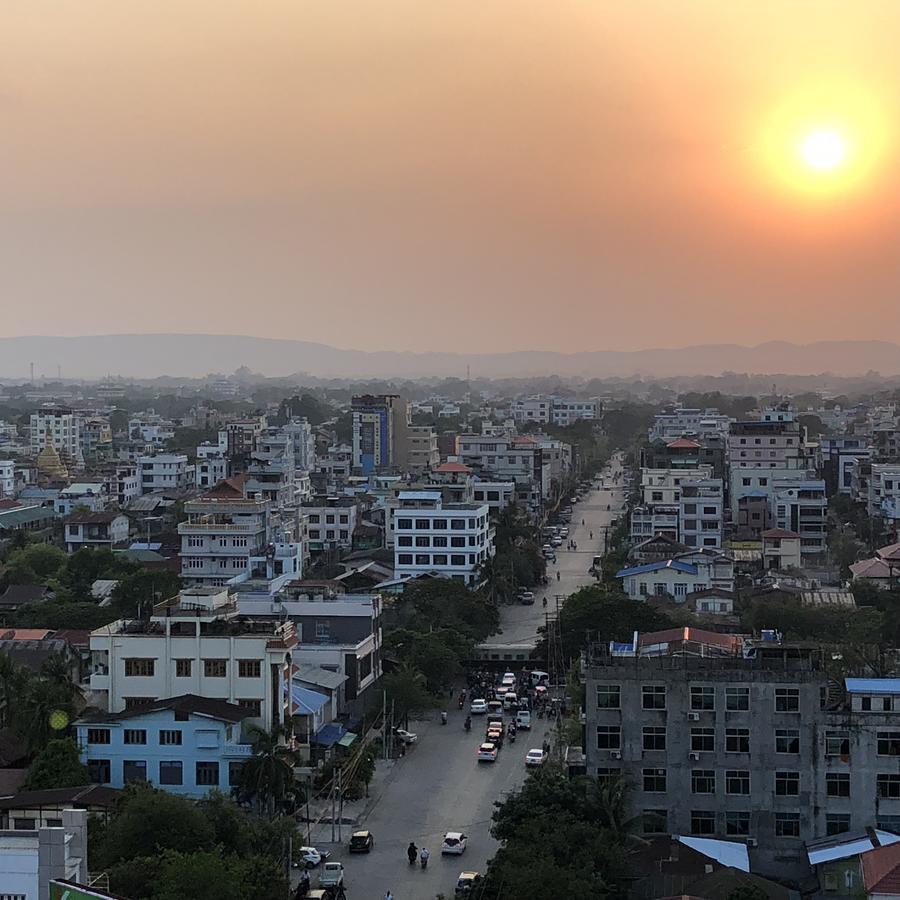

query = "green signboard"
[[50, 881, 122, 900]]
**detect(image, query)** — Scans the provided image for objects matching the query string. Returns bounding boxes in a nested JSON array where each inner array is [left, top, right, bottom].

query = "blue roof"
[[845, 678, 900, 695], [312, 722, 347, 747], [291, 684, 329, 715], [616, 559, 699, 578]]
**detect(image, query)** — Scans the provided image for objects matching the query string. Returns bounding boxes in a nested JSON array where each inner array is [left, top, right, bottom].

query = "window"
[[196, 761, 219, 786], [827, 773, 850, 797], [826, 730, 850, 757], [450, 519, 466, 530], [643, 768, 667, 792], [725, 728, 750, 753], [775, 771, 799, 795], [398, 554, 413, 565], [826, 814, 851, 836], [415, 536, 430, 547], [396, 518, 412, 530], [691, 728, 715, 752], [229, 761, 245, 787], [726, 811, 750, 836], [159, 760, 183, 785], [415, 519, 430, 530], [596, 685, 620, 709], [725, 687, 749, 711], [204, 659, 227, 677], [12, 818, 35, 830], [878, 731, 900, 756], [450, 554, 466, 566], [642, 685, 666, 710], [415, 554, 430, 565], [175, 659, 192, 677], [878, 774, 900, 798], [124, 729, 147, 745], [123, 760, 147, 783], [690, 686, 715, 710], [596, 767, 620, 786], [87, 728, 110, 745], [726, 770, 750, 795], [88, 758, 110, 783], [775, 688, 799, 712], [774, 812, 800, 837], [432, 536, 447, 547], [124, 658, 155, 677], [596, 726, 621, 750], [159, 729, 182, 746], [238, 660, 261, 678], [238, 699, 262, 716], [450, 536, 466, 548], [432, 519, 447, 530], [643, 727, 666, 751], [775, 729, 800, 754], [433, 554, 448, 565], [692, 770, 715, 794], [643, 809, 668, 834], [691, 811, 716, 835], [878, 816, 900, 832]]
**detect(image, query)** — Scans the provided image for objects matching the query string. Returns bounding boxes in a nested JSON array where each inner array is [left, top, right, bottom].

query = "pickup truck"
[[318, 862, 344, 888]]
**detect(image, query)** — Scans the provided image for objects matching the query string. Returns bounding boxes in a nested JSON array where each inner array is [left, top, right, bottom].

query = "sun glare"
[[799, 129, 847, 172]]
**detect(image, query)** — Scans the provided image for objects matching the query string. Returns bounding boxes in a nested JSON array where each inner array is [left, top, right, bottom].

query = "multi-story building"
[[138, 453, 192, 493], [196, 443, 229, 490], [282, 417, 316, 473], [818, 436, 873, 496], [220, 417, 267, 459], [727, 408, 806, 471], [178, 478, 303, 589], [631, 467, 721, 547], [472, 480, 516, 512], [30, 407, 82, 470], [0, 460, 15, 498], [63, 511, 130, 553], [584, 636, 900, 879], [873, 422, 900, 462], [302, 496, 359, 552], [642, 437, 727, 481], [128, 410, 175, 446], [649, 408, 732, 443], [107, 464, 141, 507], [88, 586, 297, 732], [351, 394, 409, 475], [551, 398, 599, 427], [772, 478, 828, 559], [869, 464, 900, 523], [616, 549, 734, 600], [392, 490, 493, 585], [75, 695, 255, 798], [679, 478, 725, 550], [511, 396, 599, 427], [55, 481, 109, 515], [78, 415, 113, 462], [407, 425, 440, 473]]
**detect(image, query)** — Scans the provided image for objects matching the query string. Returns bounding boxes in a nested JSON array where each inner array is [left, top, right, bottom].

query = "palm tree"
[[40, 653, 82, 707], [238, 725, 297, 819], [589, 774, 646, 850], [0, 651, 27, 728], [16, 677, 76, 754]]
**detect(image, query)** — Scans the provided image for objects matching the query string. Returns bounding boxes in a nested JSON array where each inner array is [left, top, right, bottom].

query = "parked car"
[[318, 861, 345, 886], [348, 831, 374, 853], [442, 832, 468, 855], [477, 742, 498, 762], [559, 528, 569, 538], [293, 846, 331, 869], [394, 728, 418, 744], [456, 872, 483, 896], [525, 748, 548, 767], [469, 698, 488, 715]]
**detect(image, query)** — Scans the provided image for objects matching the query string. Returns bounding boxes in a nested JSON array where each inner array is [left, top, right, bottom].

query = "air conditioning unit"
[[688, 712, 701, 721], [610, 751, 622, 760], [689, 751, 700, 761], [747, 838, 758, 848]]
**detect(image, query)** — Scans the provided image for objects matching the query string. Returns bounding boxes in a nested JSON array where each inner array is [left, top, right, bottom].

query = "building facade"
[[351, 394, 409, 475]]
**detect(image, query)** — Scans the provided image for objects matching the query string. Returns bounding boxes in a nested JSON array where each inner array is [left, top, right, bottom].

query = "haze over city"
[[4, 1, 900, 355]]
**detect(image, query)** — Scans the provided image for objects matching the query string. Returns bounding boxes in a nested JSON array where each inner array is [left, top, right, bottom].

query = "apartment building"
[[772, 478, 828, 559], [89, 586, 297, 732], [178, 478, 303, 589], [727, 409, 806, 471], [392, 490, 493, 584], [0, 460, 16, 498], [818, 436, 873, 496], [107, 464, 141, 507], [63, 511, 129, 553], [30, 407, 83, 469], [351, 394, 409, 475], [282, 417, 316, 473], [196, 444, 229, 490], [630, 467, 721, 546], [302, 496, 359, 551], [584, 637, 900, 879], [649, 408, 732, 443], [511, 396, 598, 426], [407, 425, 440, 473], [138, 453, 192, 493], [128, 411, 175, 445], [472, 480, 516, 512], [79, 416, 113, 461], [868, 464, 900, 523], [679, 478, 725, 550], [642, 437, 727, 480], [220, 417, 267, 458]]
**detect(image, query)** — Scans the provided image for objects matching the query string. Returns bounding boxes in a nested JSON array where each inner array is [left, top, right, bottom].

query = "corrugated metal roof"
[[616, 560, 699, 578], [675, 836, 749, 872], [846, 678, 900, 695], [808, 831, 900, 866], [801, 590, 855, 608]]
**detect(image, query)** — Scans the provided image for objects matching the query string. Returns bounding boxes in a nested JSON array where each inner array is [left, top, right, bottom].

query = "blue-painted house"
[[74, 695, 255, 799]]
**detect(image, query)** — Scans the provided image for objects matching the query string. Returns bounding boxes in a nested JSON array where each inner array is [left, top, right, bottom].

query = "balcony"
[[225, 742, 255, 757], [179, 522, 257, 534]]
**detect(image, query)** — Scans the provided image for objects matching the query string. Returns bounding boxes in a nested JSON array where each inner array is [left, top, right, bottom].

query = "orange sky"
[[3, 1, 900, 353]]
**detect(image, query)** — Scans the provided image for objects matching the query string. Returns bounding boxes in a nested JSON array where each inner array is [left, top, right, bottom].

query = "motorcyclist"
[[556, 570, 560, 581], [441, 710, 448, 725], [420, 846, 430, 868], [464, 716, 472, 731], [408, 842, 418, 864]]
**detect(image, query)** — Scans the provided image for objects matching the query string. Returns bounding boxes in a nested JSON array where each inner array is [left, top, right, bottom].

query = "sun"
[[799, 129, 847, 172]]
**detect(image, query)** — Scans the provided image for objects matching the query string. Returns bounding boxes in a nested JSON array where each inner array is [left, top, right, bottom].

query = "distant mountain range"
[[2, 334, 900, 380]]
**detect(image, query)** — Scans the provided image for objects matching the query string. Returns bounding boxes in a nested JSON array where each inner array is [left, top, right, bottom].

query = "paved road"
[[303, 456, 627, 900]]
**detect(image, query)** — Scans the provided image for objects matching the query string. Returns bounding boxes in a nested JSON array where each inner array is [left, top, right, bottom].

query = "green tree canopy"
[[22, 738, 89, 790]]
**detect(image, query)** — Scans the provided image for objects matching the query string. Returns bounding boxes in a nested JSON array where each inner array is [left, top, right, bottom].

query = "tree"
[[238, 726, 297, 819], [22, 738, 89, 790], [13, 600, 118, 630], [4, 543, 67, 584], [0, 651, 27, 728], [383, 665, 435, 728], [15, 676, 78, 753], [111, 569, 182, 618], [386, 628, 469, 694]]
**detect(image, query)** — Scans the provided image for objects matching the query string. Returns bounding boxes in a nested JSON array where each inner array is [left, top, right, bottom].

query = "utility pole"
[[382, 690, 388, 761], [336, 767, 343, 843], [330, 779, 336, 843]]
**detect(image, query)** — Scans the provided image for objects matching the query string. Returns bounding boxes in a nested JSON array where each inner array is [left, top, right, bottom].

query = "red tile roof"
[[639, 626, 743, 653], [0, 499, 21, 510], [203, 474, 248, 499], [877, 542, 900, 563], [863, 842, 900, 895], [433, 462, 472, 474], [666, 438, 702, 449]]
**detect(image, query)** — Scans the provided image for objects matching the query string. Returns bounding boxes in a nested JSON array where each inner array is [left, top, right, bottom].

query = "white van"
[[529, 670, 550, 686], [516, 710, 532, 730]]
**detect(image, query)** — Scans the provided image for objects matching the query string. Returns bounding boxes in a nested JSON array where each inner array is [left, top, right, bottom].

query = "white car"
[[441, 831, 468, 855], [525, 748, 548, 767], [469, 698, 487, 715], [477, 742, 498, 762], [293, 846, 331, 869], [318, 862, 344, 887], [394, 728, 418, 744]]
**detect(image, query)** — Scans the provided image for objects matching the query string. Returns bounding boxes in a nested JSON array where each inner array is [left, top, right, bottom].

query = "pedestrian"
[[590, 530, 593, 540]]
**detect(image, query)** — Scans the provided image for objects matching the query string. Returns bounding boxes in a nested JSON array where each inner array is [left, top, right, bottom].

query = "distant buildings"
[[351, 394, 409, 475]]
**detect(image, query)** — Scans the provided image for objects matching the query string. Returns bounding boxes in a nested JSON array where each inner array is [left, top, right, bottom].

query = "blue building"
[[74, 695, 254, 799], [351, 394, 408, 475]]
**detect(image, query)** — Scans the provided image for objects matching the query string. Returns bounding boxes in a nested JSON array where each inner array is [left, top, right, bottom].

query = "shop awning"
[[336, 732, 357, 749]]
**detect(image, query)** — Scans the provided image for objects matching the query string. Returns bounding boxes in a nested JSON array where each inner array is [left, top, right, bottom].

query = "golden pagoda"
[[36, 444, 69, 482]]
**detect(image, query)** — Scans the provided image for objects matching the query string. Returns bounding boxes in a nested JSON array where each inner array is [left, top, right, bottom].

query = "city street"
[[302, 455, 627, 900]]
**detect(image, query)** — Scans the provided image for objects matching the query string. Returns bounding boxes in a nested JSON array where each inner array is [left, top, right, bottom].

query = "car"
[[469, 698, 488, 715], [318, 861, 345, 886], [517, 591, 535, 605], [525, 748, 548, 767], [503, 692, 518, 710], [550, 537, 562, 547], [477, 742, 498, 762], [559, 527, 569, 538], [293, 846, 331, 869], [516, 710, 532, 729], [456, 871, 483, 896], [487, 699, 504, 716], [393, 728, 418, 744], [442, 832, 468, 855], [486, 729, 503, 746], [348, 831, 374, 853], [529, 670, 550, 685]]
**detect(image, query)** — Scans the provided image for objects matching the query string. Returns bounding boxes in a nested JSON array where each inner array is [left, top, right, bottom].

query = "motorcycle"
[[441, 711, 448, 725], [464, 717, 472, 732], [508, 729, 516, 744], [457, 695, 465, 710]]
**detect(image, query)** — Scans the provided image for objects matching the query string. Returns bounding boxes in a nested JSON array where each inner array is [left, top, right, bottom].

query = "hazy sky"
[[4, 1, 900, 353]]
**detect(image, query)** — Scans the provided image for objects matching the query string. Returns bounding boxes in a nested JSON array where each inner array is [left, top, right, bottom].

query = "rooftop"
[[77, 694, 251, 725]]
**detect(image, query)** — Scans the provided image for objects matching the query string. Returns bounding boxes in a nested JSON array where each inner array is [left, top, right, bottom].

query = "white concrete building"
[[472, 480, 516, 511], [303, 496, 358, 552], [89, 586, 297, 731], [128, 410, 176, 446], [869, 464, 900, 523], [393, 490, 493, 584], [138, 453, 192, 493], [282, 418, 316, 473], [54, 482, 109, 516], [64, 511, 130, 553], [0, 460, 15, 498], [551, 398, 599, 426], [649, 407, 731, 442], [196, 444, 229, 490], [678, 478, 724, 550], [772, 478, 828, 559], [30, 408, 82, 469], [108, 464, 141, 507], [407, 425, 440, 473]]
